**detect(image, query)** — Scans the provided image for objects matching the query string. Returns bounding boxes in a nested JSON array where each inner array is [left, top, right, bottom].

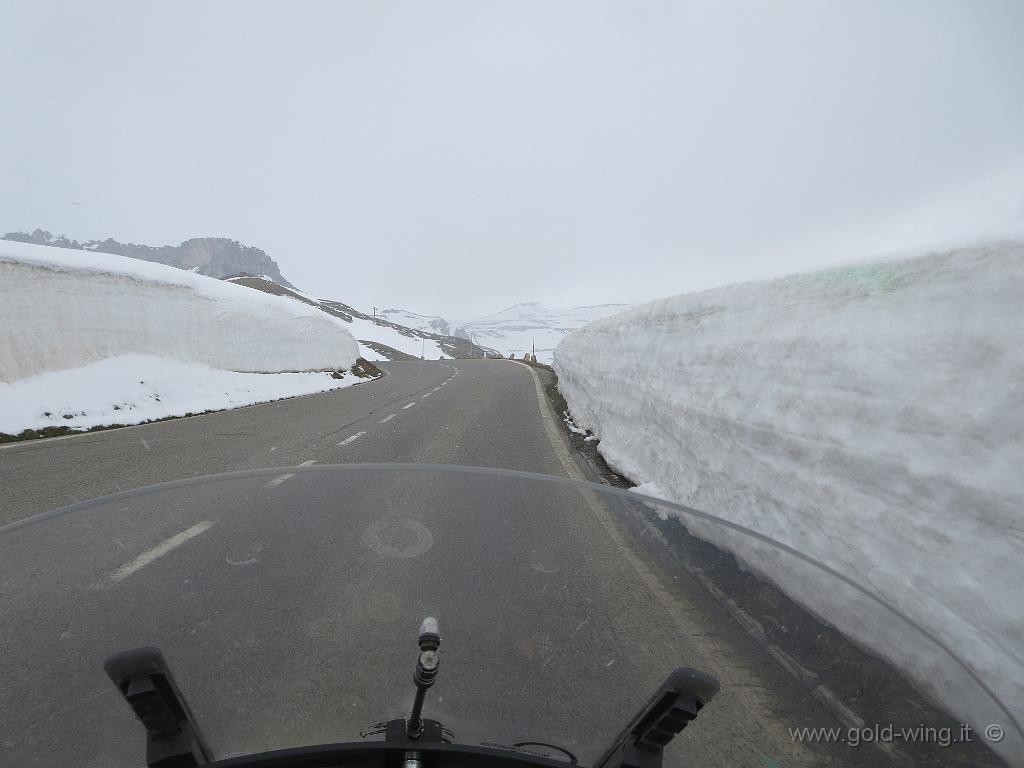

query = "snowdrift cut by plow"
[[0, 241, 361, 435], [554, 238, 1024, 764], [0, 240, 359, 383]]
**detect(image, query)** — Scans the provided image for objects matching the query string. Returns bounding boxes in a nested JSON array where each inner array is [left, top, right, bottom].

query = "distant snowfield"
[[375, 308, 457, 337], [0, 355, 363, 434], [459, 302, 628, 363], [555, 237, 1024, 766]]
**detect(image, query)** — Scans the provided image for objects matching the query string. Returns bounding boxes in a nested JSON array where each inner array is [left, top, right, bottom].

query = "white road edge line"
[[402, 402, 416, 409], [110, 521, 214, 584], [379, 413, 397, 424], [337, 431, 366, 446]]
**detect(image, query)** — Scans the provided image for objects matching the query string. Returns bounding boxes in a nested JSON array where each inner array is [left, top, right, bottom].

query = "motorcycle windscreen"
[[1, 465, 1018, 767]]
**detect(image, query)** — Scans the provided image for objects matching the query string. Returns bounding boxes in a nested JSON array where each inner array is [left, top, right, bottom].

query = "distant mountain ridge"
[[2, 229, 296, 288]]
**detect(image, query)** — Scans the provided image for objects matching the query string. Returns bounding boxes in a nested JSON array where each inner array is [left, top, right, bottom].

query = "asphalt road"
[[0, 360, 868, 768], [3, 360, 530, 525]]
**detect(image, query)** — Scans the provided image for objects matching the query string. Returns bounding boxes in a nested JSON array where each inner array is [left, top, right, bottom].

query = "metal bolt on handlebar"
[[407, 617, 441, 739], [418, 617, 440, 651]]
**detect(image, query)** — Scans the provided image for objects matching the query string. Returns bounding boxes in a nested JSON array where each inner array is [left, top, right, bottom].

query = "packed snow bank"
[[0, 240, 359, 382], [554, 239, 1024, 764], [0, 355, 364, 434]]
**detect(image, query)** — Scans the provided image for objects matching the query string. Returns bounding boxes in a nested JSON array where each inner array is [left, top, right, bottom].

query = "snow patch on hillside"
[[347, 316, 452, 360], [375, 308, 460, 337], [554, 239, 1024, 765]]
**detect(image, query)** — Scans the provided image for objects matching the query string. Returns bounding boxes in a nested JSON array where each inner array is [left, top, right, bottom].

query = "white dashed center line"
[[422, 393, 432, 398], [402, 402, 416, 409], [337, 431, 366, 446], [110, 521, 214, 584], [379, 413, 397, 424], [265, 460, 315, 487]]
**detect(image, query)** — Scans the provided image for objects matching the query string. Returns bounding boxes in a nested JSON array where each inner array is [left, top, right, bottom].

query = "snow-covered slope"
[[0, 241, 361, 434], [554, 239, 1024, 765], [375, 308, 466, 339], [343, 316, 450, 361], [224, 277, 496, 361], [460, 302, 628, 363]]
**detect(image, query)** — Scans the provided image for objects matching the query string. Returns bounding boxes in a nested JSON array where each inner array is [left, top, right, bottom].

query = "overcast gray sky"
[[2, 1, 1022, 320]]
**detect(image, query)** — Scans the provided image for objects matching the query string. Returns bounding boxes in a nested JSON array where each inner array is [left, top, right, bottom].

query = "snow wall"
[[554, 239, 1024, 764], [0, 240, 359, 383]]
